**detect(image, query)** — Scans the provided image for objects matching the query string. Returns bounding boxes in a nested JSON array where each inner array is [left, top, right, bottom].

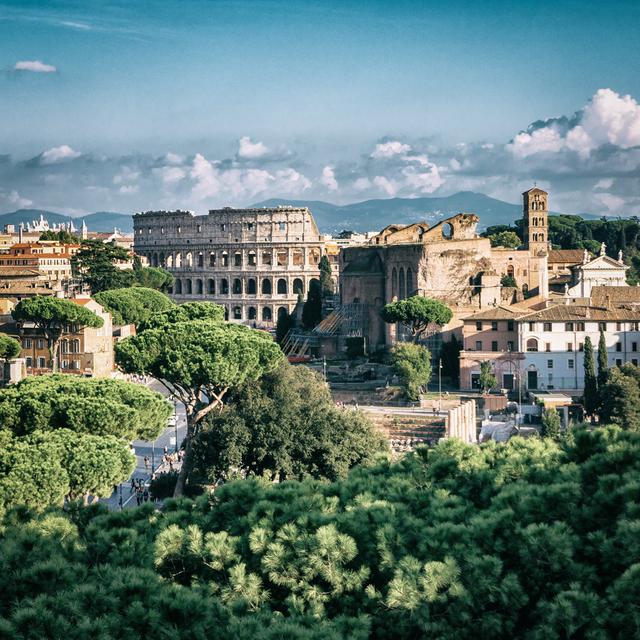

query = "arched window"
[[406, 268, 413, 297], [277, 278, 287, 294], [207, 278, 215, 294], [196, 279, 203, 295], [221, 251, 229, 267], [175, 253, 182, 268], [309, 248, 321, 265], [209, 252, 216, 267], [262, 307, 272, 321], [186, 252, 193, 267], [186, 279, 193, 294], [507, 265, 514, 278], [159, 252, 165, 267], [277, 306, 288, 320], [247, 278, 257, 295], [292, 249, 304, 266], [167, 255, 173, 268], [221, 278, 229, 295], [262, 278, 272, 295], [248, 307, 257, 320], [526, 338, 538, 352], [233, 278, 242, 294], [61, 340, 68, 354], [197, 252, 204, 268], [224, 306, 229, 321], [399, 268, 406, 300], [392, 267, 398, 299], [277, 250, 288, 266], [152, 253, 159, 267], [233, 306, 242, 320], [248, 251, 257, 266], [175, 279, 182, 294], [293, 278, 304, 294], [234, 251, 242, 267], [539, 234, 544, 242], [262, 250, 272, 265]]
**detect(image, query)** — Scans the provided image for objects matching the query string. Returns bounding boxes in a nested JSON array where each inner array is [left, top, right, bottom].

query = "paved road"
[[102, 379, 188, 510]]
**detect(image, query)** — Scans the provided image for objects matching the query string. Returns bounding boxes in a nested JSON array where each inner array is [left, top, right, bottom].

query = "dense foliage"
[[191, 361, 388, 482], [599, 363, 640, 430], [138, 300, 225, 331], [0, 375, 170, 512], [71, 240, 133, 292], [0, 333, 20, 361], [302, 279, 323, 329], [2, 428, 640, 638], [391, 343, 431, 400], [382, 296, 453, 343], [94, 287, 174, 326], [39, 229, 78, 244], [583, 336, 598, 418], [319, 254, 334, 295], [116, 320, 283, 495], [478, 360, 497, 393], [12, 296, 103, 372], [488, 230, 521, 248]]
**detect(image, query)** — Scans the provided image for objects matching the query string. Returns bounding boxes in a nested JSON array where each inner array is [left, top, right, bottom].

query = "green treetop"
[[479, 360, 497, 394], [488, 230, 521, 248], [382, 296, 453, 343], [12, 296, 103, 372], [138, 301, 224, 331], [541, 408, 562, 440], [115, 320, 283, 496], [94, 287, 174, 327], [302, 279, 323, 329], [39, 229, 78, 244], [391, 343, 431, 401], [0, 333, 20, 362], [319, 255, 334, 296], [597, 329, 609, 390], [71, 240, 133, 293]]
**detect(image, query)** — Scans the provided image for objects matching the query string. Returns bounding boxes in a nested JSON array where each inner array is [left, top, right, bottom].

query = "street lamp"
[[438, 358, 443, 412], [173, 399, 178, 453]]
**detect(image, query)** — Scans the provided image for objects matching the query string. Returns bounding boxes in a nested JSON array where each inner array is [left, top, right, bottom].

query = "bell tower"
[[523, 187, 548, 254]]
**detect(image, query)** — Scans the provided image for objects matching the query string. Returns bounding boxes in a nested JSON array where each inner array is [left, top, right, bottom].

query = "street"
[[101, 379, 188, 510]]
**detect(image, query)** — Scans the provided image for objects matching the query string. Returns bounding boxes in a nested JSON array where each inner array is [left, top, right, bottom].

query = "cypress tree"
[[319, 255, 334, 296], [583, 336, 598, 418], [597, 329, 609, 389]]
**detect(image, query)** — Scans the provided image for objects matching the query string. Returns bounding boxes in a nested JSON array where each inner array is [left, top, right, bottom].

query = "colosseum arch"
[[293, 278, 304, 294], [277, 306, 288, 320], [292, 249, 304, 266], [262, 306, 272, 321], [399, 268, 405, 300], [262, 250, 272, 265], [277, 278, 288, 294], [248, 250, 257, 266], [197, 252, 204, 268], [175, 252, 182, 268], [234, 251, 242, 267], [233, 278, 243, 294], [209, 252, 216, 267], [221, 278, 229, 295], [185, 279, 193, 295], [248, 307, 257, 320], [175, 279, 182, 294], [221, 251, 229, 267], [196, 279, 203, 295], [262, 278, 272, 294], [207, 278, 215, 294], [247, 278, 257, 295], [309, 248, 320, 265], [277, 249, 288, 266], [166, 254, 173, 268], [186, 252, 193, 268], [233, 306, 242, 320]]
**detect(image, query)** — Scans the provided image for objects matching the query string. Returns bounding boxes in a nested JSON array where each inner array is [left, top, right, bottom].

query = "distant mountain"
[[0, 209, 133, 233], [251, 192, 597, 233]]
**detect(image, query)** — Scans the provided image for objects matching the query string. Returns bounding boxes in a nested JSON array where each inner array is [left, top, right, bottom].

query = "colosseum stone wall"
[[133, 206, 325, 326]]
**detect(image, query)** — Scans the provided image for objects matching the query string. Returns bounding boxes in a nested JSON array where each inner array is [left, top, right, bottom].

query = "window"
[[526, 338, 538, 352], [221, 252, 229, 266], [221, 223, 226, 231], [248, 307, 257, 320], [277, 278, 287, 295], [616, 359, 623, 367], [507, 341, 515, 351], [221, 278, 229, 294], [262, 251, 272, 266], [616, 342, 622, 352], [475, 340, 482, 351], [197, 224, 202, 233], [277, 250, 288, 266], [248, 251, 257, 266], [491, 341, 498, 352], [567, 342, 573, 351], [634, 322, 640, 331], [476, 321, 482, 330], [547, 360, 553, 369], [616, 322, 622, 331], [543, 322, 552, 332], [233, 279, 242, 294], [197, 253, 204, 267], [529, 322, 535, 331], [633, 342, 638, 352], [38, 357, 46, 368], [37, 339, 45, 349], [491, 321, 498, 331], [507, 320, 514, 331], [23, 338, 31, 348], [25, 356, 32, 367], [279, 222, 286, 231], [247, 278, 257, 295], [565, 322, 574, 331], [293, 278, 304, 295], [207, 279, 215, 294], [261, 278, 272, 295], [548, 373, 553, 385], [262, 307, 272, 322], [209, 253, 216, 267], [579, 342, 584, 352], [545, 343, 551, 352], [234, 251, 242, 267], [568, 359, 574, 369], [633, 359, 638, 366], [599, 322, 607, 331], [233, 306, 242, 320], [577, 322, 585, 331]]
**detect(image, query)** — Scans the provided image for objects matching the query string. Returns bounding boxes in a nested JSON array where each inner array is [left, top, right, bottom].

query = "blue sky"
[[1, 0, 640, 215]]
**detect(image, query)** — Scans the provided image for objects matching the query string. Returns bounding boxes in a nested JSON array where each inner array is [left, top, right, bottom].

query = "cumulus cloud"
[[13, 60, 57, 73], [371, 140, 411, 158], [153, 166, 186, 185], [237, 136, 269, 159], [6, 190, 32, 208], [320, 166, 338, 191], [39, 145, 81, 164]]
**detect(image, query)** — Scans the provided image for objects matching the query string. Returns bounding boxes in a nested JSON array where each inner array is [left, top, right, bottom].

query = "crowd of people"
[[130, 477, 150, 505]]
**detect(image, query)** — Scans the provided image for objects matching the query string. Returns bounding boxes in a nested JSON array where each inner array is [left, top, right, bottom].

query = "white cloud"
[[40, 145, 81, 164], [353, 177, 372, 191], [320, 166, 338, 191], [594, 178, 613, 191], [7, 190, 32, 208], [14, 60, 57, 73], [237, 136, 269, 159], [371, 141, 411, 159], [118, 184, 139, 195], [153, 166, 186, 184], [164, 152, 184, 165], [595, 192, 625, 212], [113, 166, 140, 184], [509, 127, 565, 158], [373, 175, 397, 196], [401, 162, 443, 194]]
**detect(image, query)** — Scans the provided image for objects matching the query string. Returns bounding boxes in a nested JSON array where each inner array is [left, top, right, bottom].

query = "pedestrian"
[[143, 488, 149, 503], [144, 456, 149, 472], [163, 446, 168, 456], [136, 488, 142, 506], [130, 478, 135, 494]]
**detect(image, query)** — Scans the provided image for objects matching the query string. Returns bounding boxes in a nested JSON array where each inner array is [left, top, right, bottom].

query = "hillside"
[[0, 209, 133, 233]]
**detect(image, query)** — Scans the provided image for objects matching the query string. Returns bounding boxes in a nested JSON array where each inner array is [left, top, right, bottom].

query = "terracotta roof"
[[0, 267, 42, 277], [520, 304, 640, 322], [464, 305, 527, 321], [591, 286, 640, 305], [547, 249, 586, 264]]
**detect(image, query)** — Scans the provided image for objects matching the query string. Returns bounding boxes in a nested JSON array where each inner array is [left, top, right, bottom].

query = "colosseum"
[[133, 206, 325, 326]]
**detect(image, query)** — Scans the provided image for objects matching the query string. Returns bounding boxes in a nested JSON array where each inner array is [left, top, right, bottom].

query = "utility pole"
[[323, 356, 327, 381], [174, 399, 178, 453]]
